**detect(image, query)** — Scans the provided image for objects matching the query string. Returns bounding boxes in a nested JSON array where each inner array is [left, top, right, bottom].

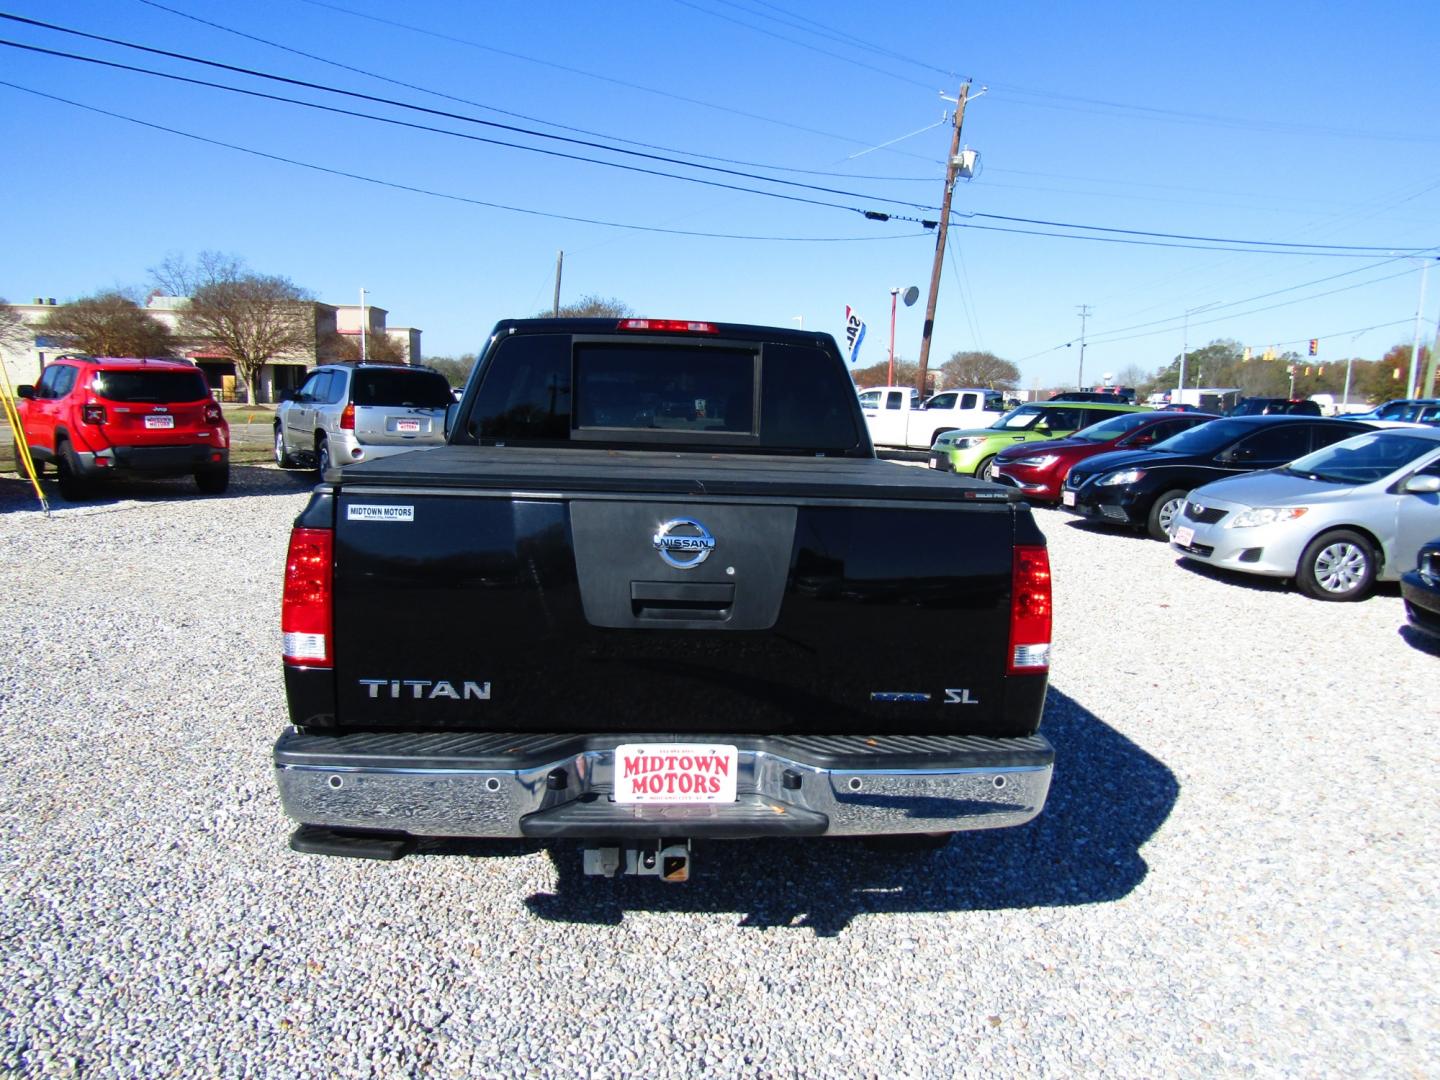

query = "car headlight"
[[1097, 468, 1145, 486], [1225, 506, 1309, 528], [954, 437, 985, 450], [1013, 454, 1059, 469]]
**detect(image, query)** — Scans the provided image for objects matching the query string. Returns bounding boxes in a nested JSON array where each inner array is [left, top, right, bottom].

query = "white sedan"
[[1167, 428, 1440, 600]]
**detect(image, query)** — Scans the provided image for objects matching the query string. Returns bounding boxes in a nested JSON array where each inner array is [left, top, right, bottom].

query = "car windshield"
[[1071, 412, 1156, 442], [989, 406, 1048, 431], [1285, 432, 1439, 484], [1148, 417, 1246, 455], [351, 369, 454, 408], [91, 369, 210, 403]]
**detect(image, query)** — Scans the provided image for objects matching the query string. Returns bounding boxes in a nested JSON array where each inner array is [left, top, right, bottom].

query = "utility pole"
[[916, 81, 970, 399], [359, 287, 368, 361], [552, 250, 564, 317], [1408, 259, 1430, 397], [1075, 305, 1091, 390]]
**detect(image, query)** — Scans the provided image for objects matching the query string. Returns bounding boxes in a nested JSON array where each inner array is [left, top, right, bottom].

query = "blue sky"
[[1, 0, 1436, 388]]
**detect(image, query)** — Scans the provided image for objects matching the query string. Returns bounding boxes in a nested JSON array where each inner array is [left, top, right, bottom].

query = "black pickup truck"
[[274, 318, 1054, 880]]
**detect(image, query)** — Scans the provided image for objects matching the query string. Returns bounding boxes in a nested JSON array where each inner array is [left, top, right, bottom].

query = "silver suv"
[[274, 363, 453, 472]]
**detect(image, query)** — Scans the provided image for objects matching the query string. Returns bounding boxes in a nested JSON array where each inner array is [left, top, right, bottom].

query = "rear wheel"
[[274, 425, 296, 468], [1296, 529, 1375, 601], [195, 465, 230, 494], [1147, 489, 1188, 541], [976, 454, 997, 482], [55, 438, 89, 501], [316, 436, 331, 475]]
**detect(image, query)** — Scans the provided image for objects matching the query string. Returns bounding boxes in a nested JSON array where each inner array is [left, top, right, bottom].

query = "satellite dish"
[[902, 286, 920, 307]]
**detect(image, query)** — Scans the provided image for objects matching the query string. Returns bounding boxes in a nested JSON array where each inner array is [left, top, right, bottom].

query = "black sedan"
[[1060, 415, 1373, 540], [1401, 538, 1440, 641]]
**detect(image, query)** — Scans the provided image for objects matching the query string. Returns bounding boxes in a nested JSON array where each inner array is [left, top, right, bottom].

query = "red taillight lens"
[[616, 318, 718, 334], [340, 403, 356, 430], [82, 404, 106, 425], [1008, 545, 1052, 674], [203, 401, 223, 425], [282, 527, 333, 667]]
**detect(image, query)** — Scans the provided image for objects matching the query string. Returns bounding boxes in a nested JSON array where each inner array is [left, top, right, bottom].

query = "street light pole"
[[1408, 258, 1431, 398], [888, 288, 899, 386], [1178, 303, 1218, 404], [1075, 304, 1091, 390], [359, 287, 368, 362]]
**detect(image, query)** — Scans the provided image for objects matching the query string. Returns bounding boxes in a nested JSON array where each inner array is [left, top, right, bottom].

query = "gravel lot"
[[1, 464, 1436, 1078]]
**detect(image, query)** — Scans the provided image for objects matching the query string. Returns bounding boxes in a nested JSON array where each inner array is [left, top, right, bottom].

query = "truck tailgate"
[[313, 446, 1045, 738]]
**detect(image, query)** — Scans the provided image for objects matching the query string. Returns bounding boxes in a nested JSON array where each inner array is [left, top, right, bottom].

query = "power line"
[[946, 219, 1423, 258], [291, 0, 939, 163], [719, 0, 957, 78], [668, 0, 938, 91], [133, 0, 942, 184], [0, 16, 937, 211], [0, 79, 937, 244]]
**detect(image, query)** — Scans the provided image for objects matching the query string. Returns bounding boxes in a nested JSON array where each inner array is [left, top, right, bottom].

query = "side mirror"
[[1123, 432, 1155, 447], [445, 402, 460, 439], [16, 385, 34, 399], [1403, 474, 1440, 495]]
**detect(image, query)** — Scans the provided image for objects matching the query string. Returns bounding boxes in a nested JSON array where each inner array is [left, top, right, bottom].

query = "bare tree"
[[0, 298, 29, 352], [155, 252, 314, 403], [34, 292, 178, 358], [940, 350, 1020, 390]]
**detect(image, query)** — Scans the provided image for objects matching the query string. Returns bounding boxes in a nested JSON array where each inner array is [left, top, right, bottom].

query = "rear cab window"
[[465, 331, 865, 455]]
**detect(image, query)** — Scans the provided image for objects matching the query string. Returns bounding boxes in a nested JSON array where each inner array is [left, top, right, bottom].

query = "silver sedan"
[[1168, 428, 1440, 600]]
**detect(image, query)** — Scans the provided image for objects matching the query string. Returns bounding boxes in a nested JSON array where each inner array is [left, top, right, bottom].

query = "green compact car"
[[929, 400, 1146, 478]]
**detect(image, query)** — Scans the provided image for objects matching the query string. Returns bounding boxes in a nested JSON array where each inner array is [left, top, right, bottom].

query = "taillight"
[[340, 403, 356, 430], [203, 401, 223, 425], [617, 318, 719, 334], [1008, 545, 1052, 674], [282, 527, 333, 667], [82, 404, 106, 425]]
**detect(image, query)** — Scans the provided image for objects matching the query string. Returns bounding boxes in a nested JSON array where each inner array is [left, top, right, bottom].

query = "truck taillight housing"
[[340, 403, 356, 430], [82, 404, 106, 425], [282, 527, 333, 667], [203, 401, 223, 425], [1008, 545, 1052, 674], [617, 318, 718, 334]]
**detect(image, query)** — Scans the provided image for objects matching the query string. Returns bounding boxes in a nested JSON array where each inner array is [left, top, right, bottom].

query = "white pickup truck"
[[858, 386, 1005, 450]]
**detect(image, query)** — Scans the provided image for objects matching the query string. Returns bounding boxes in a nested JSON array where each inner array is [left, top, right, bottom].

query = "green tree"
[[940, 350, 1020, 390], [425, 353, 478, 387], [537, 294, 633, 318], [34, 292, 177, 358]]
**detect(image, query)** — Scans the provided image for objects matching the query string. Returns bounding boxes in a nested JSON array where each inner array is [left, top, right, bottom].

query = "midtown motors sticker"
[[346, 504, 415, 522], [613, 744, 739, 804]]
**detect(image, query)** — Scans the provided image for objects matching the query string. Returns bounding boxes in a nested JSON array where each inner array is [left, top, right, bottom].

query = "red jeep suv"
[[17, 355, 230, 499]]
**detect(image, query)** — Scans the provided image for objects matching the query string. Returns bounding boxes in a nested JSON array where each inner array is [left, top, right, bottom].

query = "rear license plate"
[[614, 744, 738, 804], [395, 419, 421, 433], [1173, 526, 1195, 547], [144, 415, 175, 429], [1061, 490, 1076, 506]]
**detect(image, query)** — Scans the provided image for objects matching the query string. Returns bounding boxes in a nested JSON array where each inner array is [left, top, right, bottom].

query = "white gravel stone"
[[0, 466, 1436, 1078]]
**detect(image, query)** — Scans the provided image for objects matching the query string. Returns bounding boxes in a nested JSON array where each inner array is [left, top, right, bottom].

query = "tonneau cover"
[[334, 445, 1018, 503]]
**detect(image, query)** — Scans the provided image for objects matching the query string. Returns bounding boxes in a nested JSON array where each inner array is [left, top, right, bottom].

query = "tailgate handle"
[[630, 581, 735, 621]]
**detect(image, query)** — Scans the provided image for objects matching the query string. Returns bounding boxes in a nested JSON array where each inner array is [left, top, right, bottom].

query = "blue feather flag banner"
[[844, 306, 866, 364]]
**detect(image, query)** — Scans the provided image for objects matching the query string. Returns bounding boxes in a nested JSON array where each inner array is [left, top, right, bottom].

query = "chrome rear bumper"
[[274, 731, 1053, 839]]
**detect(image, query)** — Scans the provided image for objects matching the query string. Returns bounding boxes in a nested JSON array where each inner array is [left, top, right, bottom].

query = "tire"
[[976, 454, 997, 482], [1146, 489, 1188, 541], [55, 438, 89, 501], [316, 436, 331, 475], [274, 425, 297, 468], [195, 465, 230, 495], [1296, 529, 1376, 602]]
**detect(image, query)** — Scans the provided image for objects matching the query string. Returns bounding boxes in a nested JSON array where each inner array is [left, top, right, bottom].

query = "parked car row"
[[947, 403, 1440, 634]]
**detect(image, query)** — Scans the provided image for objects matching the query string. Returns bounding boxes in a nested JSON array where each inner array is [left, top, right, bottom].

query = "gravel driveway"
[[1, 465, 1435, 1077]]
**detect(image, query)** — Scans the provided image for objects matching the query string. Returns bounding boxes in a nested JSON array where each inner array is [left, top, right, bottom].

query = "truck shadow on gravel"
[[0, 465, 315, 514], [519, 689, 1178, 936]]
